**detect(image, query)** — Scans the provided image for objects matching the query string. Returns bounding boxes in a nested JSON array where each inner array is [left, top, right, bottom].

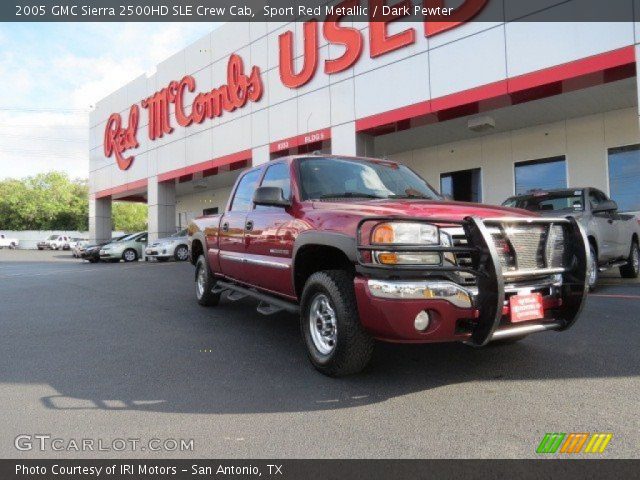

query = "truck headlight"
[[371, 222, 439, 245], [371, 222, 442, 265]]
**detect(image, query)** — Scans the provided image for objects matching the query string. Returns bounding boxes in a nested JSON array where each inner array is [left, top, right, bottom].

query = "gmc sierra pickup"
[[188, 155, 589, 376]]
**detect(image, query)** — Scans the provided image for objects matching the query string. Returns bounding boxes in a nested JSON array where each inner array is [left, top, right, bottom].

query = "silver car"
[[145, 229, 189, 262]]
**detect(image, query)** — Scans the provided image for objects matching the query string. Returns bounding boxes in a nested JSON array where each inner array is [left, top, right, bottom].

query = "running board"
[[226, 291, 247, 302], [490, 321, 563, 341], [599, 260, 627, 272], [215, 280, 300, 315]]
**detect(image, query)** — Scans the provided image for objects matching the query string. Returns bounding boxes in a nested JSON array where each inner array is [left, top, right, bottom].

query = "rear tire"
[[300, 270, 374, 377], [195, 255, 220, 307], [620, 240, 640, 279], [588, 244, 598, 292]]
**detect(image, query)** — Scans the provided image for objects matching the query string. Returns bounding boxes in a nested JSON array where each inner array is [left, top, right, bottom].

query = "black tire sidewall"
[[620, 241, 640, 278], [589, 245, 598, 290], [300, 270, 374, 376], [122, 249, 137, 262], [175, 245, 188, 261], [301, 284, 338, 366], [195, 255, 220, 306]]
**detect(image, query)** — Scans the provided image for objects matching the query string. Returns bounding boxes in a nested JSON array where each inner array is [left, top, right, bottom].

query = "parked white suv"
[[0, 234, 19, 249], [37, 235, 71, 250]]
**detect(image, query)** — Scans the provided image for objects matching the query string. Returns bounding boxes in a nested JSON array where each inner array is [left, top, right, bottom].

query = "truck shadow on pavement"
[[0, 260, 637, 415]]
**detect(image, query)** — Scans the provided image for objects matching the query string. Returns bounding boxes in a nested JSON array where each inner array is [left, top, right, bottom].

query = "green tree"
[[112, 202, 147, 232], [0, 171, 88, 230]]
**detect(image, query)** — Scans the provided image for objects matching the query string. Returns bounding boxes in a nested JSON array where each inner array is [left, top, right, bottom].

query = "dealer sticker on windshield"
[[509, 292, 544, 323]]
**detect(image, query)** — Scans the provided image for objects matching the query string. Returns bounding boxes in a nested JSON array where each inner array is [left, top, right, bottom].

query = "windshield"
[[116, 233, 139, 242], [503, 191, 584, 212], [172, 229, 187, 237], [47, 235, 58, 240], [298, 157, 440, 201]]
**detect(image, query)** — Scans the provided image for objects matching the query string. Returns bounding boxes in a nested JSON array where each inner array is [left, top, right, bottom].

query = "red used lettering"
[[324, 0, 363, 74], [279, 20, 319, 88], [423, 0, 489, 37], [369, 0, 416, 58]]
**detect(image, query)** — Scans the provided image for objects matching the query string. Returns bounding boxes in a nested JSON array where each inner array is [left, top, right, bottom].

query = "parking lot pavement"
[[0, 249, 639, 459]]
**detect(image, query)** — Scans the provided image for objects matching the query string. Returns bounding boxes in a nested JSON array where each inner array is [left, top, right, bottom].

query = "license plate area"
[[509, 292, 544, 323]]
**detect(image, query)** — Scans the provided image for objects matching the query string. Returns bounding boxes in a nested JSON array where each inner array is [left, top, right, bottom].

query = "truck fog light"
[[414, 311, 431, 331]]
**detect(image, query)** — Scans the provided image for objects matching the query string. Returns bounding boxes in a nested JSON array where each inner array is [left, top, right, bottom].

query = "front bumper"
[[145, 246, 172, 258], [355, 216, 589, 345]]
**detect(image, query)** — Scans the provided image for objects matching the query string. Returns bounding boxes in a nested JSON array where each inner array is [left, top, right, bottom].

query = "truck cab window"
[[230, 169, 261, 212]]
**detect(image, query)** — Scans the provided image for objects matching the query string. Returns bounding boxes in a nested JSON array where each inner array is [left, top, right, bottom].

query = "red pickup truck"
[[188, 155, 589, 376]]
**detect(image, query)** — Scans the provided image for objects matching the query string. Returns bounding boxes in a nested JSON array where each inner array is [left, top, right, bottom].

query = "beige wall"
[[390, 107, 640, 205], [175, 186, 233, 228]]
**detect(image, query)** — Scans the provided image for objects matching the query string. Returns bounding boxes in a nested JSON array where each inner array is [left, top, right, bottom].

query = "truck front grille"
[[452, 222, 565, 278]]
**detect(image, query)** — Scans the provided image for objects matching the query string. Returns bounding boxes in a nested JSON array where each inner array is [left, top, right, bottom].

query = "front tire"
[[620, 240, 640, 279], [588, 244, 598, 291], [300, 270, 374, 377], [195, 255, 220, 306], [174, 245, 189, 261], [122, 249, 137, 262]]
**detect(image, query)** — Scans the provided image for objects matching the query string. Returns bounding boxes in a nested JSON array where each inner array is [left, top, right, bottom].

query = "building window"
[[202, 207, 219, 216], [608, 145, 640, 212], [440, 168, 482, 202], [514, 156, 566, 195]]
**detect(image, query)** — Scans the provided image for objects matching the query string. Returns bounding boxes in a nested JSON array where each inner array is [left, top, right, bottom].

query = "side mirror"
[[253, 186, 291, 208], [593, 200, 617, 213]]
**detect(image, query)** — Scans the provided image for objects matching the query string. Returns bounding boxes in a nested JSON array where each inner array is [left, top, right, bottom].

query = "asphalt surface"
[[0, 249, 639, 458]]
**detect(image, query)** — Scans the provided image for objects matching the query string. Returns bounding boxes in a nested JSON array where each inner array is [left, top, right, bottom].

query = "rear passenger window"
[[261, 163, 291, 199], [230, 169, 261, 212]]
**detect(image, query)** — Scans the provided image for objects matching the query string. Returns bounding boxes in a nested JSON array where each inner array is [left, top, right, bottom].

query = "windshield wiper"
[[319, 192, 387, 199], [388, 193, 432, 199]]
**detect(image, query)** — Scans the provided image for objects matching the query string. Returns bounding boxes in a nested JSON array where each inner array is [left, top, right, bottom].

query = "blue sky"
[[0, 22, 218, 180]]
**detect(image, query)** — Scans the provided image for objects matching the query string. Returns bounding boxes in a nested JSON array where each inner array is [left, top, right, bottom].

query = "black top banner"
[[4, 0, 640, 22]]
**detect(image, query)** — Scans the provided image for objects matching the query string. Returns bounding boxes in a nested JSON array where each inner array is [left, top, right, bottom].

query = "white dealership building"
[[89, 5, 640, 242]]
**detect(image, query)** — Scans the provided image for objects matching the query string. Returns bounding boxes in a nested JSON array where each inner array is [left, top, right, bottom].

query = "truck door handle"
[[221, 222, 229, 232], [245, 220, 254, 231]]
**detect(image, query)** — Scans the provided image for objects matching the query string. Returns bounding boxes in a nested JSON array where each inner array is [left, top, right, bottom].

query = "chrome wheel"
[[176, 246, 189, 261], [196, 264, 206, 299], [309, 293, 337, 355], [123, 249, 136, 262]]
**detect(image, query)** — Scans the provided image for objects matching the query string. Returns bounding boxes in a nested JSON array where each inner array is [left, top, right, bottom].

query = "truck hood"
[[310, 198, 533, 221]]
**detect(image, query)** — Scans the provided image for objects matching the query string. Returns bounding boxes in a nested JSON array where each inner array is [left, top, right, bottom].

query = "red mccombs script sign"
[[104, 54, 263, 170], [104, 0, 487, 170]]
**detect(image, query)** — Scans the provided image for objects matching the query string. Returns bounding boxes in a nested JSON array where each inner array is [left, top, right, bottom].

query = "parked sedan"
[[100, 232, 148, 263], [80, 235, 127, 263], [145, 229, 189, 262], [72, 240, 90, 258]]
